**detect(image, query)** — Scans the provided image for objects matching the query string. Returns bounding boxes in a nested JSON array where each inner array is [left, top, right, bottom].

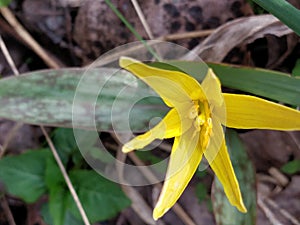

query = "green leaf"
[[45, 157, 64, 191], [195, 183, 208, 202], [0, 0, 11, 7], [135, 150, 167, 173], [52, 128, 79, 165], [69, 170, 131, 222], [212, 129, 256, 225], [52, 128, 78, 154], [209, 62, 300, 106], [166, 61, 300, 106], [48, 186, 75, 225], [45, 159, 130, 223], [292, 59, 300, 77], [0, 149, 50, 202], [41, 203, 84, 225], [252, 0, 300, 36], [1, 63, 298, 131], [281, 160, 300, 174], [45, 157, 84, 225], [0, 68, 167, 132]]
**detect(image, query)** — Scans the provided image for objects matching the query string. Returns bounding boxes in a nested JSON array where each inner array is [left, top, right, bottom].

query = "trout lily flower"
[[119, 57, 300, 220]]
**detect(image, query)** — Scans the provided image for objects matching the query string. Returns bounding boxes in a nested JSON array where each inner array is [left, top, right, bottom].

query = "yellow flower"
[[119, 57, 300, 220]]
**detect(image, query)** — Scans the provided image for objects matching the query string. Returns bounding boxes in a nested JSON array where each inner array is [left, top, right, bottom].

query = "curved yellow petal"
[[201, 68, 226, 124], [153, 127, 202, 220], [202, 69, 224, 107], [204, 121, 246, 213], [119, 57, 206, 106], [122, 108, 191, 153], [224, 94, 300, 130]]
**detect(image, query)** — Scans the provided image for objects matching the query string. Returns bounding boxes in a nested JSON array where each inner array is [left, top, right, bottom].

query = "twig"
[[0, 196, 17, 225], [41, 127, 91, 225], [268, 167, 289, 187], [0, 35, 19, 75], [130, 0, 154, 39], [159, 29, 215, 41], [128, 152, 161, 185], [0, 7, 61, 69], [116, 150, 165, 225], [0, 122, 23, 158], [265, 198, 300, 225], [288, 131, 300, 151], [0, 34, 23, 158], [258, 198, 284, 225]]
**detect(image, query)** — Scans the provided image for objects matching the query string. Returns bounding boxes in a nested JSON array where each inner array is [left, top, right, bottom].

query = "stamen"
[[196, 115, 205, 126], [188, 105, 199, 119]]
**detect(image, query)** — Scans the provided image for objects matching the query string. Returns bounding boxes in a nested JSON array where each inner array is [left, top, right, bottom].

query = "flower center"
[[189, 100, 212, 148]]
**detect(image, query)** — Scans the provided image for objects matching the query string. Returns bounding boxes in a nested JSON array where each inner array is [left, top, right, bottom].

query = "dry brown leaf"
[[184, 15, 293, 62], [240, 130, 299, 172], [266, 34, 298, 69]]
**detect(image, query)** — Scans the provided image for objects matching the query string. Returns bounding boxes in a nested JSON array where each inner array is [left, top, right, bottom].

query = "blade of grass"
[[252, 0, 300, 36], [104, 0, 160, 60]]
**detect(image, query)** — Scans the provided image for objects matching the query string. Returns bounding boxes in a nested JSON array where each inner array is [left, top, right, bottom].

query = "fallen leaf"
[[184, 15, 293, 62]]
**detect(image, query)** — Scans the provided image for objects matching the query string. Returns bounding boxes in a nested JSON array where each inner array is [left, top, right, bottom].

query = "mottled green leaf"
[[1, 63, 299, 132], [212, 129, 256, 225], [0, 68, 167, 132], [0, 149, 50, 202]]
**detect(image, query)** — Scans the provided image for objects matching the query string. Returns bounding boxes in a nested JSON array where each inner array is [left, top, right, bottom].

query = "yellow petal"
[[204, 121, 247, 213], [122, 108, 190, 153], [119, 57, 206, 106], [153, 127, 202, 220], [201, 68, 226, 124], [202, 69, 224, 107], [224, 94, 300, 130]]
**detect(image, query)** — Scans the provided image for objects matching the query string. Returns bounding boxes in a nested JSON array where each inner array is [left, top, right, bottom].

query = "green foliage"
[[167, 61, 300, 106], [52, 128, 83, 165], [195, 182, 213, 212], [0, 63, 298, 130], [0, 68, 167, 131], [41, 203, 84, 225], [252, 0, 300, 36], [69, 170, 131, 222], [292, 59, 300, 77], [135, 150, 167, 173], [0, 128, 131, 225], [212, 129, 256, 225], [195, 183, 207, 202], [281, 160, 300, 175], [0, 149, 50, 202], [246, 0, 267, 14], [0, 0, 11, 7]]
